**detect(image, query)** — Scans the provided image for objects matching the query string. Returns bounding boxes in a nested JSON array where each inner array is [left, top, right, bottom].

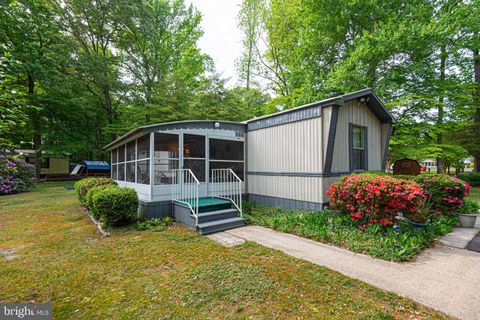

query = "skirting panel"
[[138, 200, 172, 219], [248, 194, 327, 211]]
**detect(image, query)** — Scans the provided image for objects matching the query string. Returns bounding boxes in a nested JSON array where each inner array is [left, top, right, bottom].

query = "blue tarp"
[[82, 160, 110, 171]]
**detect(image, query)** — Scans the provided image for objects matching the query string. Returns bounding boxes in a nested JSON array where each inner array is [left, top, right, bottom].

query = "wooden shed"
[[104, 88, 394, 234], [393, 158, 421, 176]]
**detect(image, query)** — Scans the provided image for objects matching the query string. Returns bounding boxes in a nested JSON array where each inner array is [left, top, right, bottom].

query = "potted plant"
[[458, 198, 480, 228], [405, 203, 432, 229]]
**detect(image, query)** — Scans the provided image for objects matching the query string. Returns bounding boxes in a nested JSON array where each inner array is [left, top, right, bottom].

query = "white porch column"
[[149, 132, 154, 201]]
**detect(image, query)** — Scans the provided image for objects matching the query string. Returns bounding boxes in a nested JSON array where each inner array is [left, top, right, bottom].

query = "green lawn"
[[470, 186, 480, 202], [0, 183, 450, 319]]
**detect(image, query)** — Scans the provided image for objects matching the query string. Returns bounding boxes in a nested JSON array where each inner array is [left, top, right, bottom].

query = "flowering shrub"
[[327, 174, 425, 229], [457, 173, 480, 187], [0, 157, 36, 195], [412, 174, 469, 215], [74, 177, 117, 205]]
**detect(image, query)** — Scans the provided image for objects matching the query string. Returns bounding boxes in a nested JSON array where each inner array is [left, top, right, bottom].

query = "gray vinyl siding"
[[247, 117, 323, 173], [331, 100, 382, 172], [246, 116, 324, 204]]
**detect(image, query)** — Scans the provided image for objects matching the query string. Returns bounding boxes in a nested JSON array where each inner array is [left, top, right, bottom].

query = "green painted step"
[[176, 197, 232, 213]]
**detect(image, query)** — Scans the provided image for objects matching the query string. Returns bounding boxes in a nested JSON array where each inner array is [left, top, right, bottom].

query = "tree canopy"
[[1, 0, 479, 175]]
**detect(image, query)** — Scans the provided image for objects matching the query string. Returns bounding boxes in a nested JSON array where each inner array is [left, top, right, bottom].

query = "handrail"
[[210, 168, 242, 218], [171, 169, 199, 226]]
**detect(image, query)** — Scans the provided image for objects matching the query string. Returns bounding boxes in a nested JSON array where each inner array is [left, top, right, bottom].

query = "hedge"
[[74, 177, 117, 205], [327, 174, 425, 228], [85, 184, 117, 219], [457, 173, 480, 187], [92, 187, 139, 227]]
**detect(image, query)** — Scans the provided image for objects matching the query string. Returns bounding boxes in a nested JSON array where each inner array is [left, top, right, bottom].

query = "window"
[[351, 125, 367, 171], [209, 138, 244, 181], [110, 134, 151, 185], [183, 134, 205, 182], [183, 134, 205, 158], [154, 133, 179, 184], [126, 162, 135, 182], [209, 139, 243, 160], [111, 164, 118, 180], [126, 140, 136, 161], [118, 163, 125, 181], [41, 157, 50, 169], [136, 160, 150, 184], [137, 135, 150, 159]]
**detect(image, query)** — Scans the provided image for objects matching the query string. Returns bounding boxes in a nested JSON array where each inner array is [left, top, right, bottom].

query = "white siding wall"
[[331, 100, 382, 172], [247, 117, 324, 203]]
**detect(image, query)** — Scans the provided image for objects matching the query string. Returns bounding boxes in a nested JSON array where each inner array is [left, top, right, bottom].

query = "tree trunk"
[[436, 46, 447, 174], [28, 71, 42, 179], [473, 39, 480, 173], [102, 85, 116, 142]]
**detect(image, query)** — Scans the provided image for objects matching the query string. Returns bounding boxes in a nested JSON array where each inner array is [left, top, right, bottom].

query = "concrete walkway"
[[227, 226, 480, 320]]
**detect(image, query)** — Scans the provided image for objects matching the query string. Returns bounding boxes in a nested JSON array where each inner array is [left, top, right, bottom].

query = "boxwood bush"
[[327, 174, 425, 228], [411, 174, 470, 215], [85, 184, 117, 219], [457, 173, 480, 187], [92, 187, 138, 227], [74, 177, 117, 205]]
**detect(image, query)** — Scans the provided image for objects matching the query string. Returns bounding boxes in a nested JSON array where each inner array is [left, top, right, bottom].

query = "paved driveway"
[[227, 226, 480, 320]]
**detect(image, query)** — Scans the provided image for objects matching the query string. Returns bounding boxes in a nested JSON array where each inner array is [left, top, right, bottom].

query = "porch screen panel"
[[209, 139, 244, 181], [154, 133, 179, 185], [136, 160, 150, 184], [183, 134, 206, 182]]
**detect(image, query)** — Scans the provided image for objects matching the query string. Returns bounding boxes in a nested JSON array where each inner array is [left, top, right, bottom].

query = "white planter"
[[458, 214, 478, 228]]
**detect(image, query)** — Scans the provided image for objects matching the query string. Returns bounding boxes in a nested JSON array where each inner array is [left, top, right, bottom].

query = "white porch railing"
[[171, 169, 199, 226], [210, 169, 242, 217]]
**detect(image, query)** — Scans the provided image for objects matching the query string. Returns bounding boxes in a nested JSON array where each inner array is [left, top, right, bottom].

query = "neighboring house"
[[15, 149, 70, 177], [104, 88, 394, 234]]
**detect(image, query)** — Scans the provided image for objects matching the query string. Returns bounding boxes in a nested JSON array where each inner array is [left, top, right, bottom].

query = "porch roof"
[[104, 120, 246, 151]]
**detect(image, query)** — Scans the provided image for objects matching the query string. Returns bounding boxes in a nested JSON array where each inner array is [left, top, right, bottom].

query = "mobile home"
[[104, 88, 394, 234]]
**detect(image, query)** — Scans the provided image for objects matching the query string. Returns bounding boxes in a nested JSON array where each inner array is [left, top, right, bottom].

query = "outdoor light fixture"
[[214, 122, 220, 128]]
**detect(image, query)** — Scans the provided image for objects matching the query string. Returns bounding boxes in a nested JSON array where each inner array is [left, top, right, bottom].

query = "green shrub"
[[457, 173, 480, 187], [327, 174, 425, 228], [92, 187, 138, 227], [135, 217, 173, 231], [411, 174, 469, 215], [74, 177, 117, 205], [0, 157, 36, 195], [243, 201, 457, 261], [85, 184, 118, 218], [458, 197, 480, 214]]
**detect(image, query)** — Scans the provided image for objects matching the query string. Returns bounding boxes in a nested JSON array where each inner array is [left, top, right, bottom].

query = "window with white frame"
[[209, 138, 244, 181], [154, 132, 179, 184], [110, 134, 150, 184]]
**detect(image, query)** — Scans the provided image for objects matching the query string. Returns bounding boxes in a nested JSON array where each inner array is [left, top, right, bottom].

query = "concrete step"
[[197, 208, 238, 224], [198, 217, 245, 235]]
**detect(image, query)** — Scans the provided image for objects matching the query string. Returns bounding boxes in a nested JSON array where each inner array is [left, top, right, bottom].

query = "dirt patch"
[[0, 243, 33, 261]]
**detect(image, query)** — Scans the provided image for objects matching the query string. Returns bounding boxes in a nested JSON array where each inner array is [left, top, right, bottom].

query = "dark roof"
[[82, 160, 110, 170], [246, 88, 395, 129]]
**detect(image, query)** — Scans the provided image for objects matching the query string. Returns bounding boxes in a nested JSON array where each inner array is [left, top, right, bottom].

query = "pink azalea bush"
[[327, 174, 425, 229], [412, 174, 470, 215]]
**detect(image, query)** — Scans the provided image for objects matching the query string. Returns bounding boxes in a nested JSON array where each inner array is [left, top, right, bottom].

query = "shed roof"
[[82, 160, 110, 170]]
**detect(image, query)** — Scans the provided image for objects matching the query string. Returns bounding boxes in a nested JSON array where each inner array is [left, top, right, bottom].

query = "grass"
[[469, 186, 480, 202], [243, 202, 457, 262], [0, 182, 451, 319]]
